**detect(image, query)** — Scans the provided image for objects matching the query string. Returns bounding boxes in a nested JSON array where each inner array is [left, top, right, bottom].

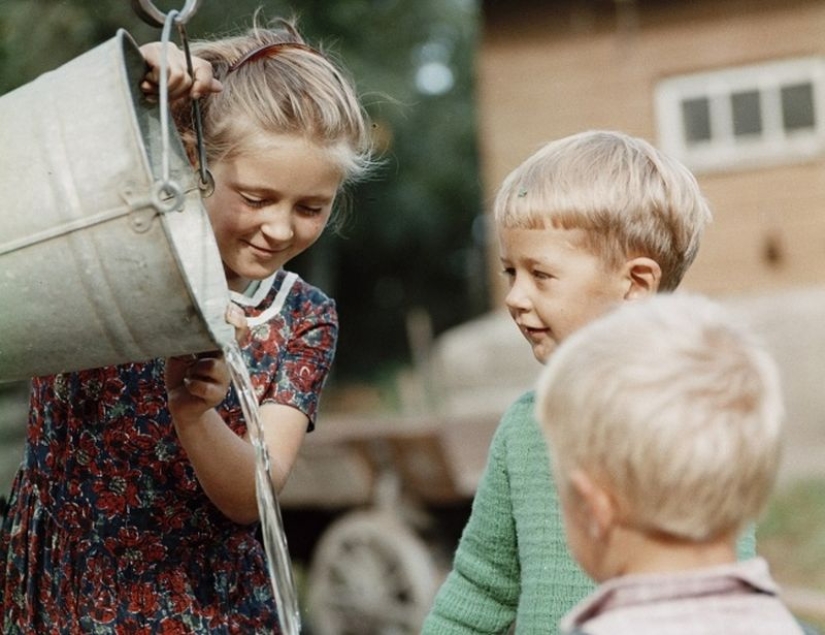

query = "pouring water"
[[224, 341, 301, 635]]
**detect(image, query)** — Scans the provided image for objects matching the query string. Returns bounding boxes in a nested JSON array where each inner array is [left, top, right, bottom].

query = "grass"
[[758, 477, 825, 630]]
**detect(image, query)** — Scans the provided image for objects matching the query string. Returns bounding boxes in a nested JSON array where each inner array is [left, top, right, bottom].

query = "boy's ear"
[[569, 468, 616, 540], [623, 257, 661, 300]]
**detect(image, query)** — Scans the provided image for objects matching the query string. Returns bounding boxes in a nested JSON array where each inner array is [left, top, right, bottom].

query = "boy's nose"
[[504, 282, 531, 312]]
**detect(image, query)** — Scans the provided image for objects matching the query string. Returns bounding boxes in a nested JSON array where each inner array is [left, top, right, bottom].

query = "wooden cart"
[[279, 409, 503, 635], [278, 310, 541, 634]]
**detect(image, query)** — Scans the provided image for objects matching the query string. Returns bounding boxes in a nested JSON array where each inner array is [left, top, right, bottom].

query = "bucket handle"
[[144, 2, 213, 198], [131, 0, 201, 28], [154, 7, 213, 203]]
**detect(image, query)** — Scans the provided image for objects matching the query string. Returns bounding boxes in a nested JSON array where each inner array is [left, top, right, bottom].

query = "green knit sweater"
[[421, 391, 757, 634]]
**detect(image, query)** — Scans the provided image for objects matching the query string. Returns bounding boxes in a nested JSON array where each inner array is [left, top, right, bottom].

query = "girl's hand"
[[165, 352, 230, 424], [139, 42, 223, 100]]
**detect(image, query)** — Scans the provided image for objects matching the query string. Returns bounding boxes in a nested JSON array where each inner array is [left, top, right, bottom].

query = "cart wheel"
[[306, 510, 438, 635]]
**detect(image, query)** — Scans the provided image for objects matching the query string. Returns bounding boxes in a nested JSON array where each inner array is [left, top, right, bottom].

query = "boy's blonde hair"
[[175, 17, 373, 189], [536, 294, 784, 542], [494, 130, 712, 291]]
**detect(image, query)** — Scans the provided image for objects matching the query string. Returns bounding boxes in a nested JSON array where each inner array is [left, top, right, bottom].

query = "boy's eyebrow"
[[501, 253, 558, 266]]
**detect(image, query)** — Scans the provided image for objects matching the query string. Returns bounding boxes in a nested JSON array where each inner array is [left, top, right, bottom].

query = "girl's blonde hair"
[[536, 294, 784, 542], [494, 130, 712, 291], [174, 17, 374, 192]]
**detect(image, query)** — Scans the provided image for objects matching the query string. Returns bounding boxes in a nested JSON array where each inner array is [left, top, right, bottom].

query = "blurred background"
[[1, 0, 824, 633]]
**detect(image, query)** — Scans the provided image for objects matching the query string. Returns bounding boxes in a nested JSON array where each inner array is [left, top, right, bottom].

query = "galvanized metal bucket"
[[0, 30, 234, 382]]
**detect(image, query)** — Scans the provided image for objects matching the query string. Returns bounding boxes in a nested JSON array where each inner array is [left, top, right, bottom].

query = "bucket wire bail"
[[135, 0, 214, 203]]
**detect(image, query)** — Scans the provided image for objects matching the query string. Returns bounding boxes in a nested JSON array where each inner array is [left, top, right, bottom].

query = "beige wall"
[[477, 0, 825, 303]]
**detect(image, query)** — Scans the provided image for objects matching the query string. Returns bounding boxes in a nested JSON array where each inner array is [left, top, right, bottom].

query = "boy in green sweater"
[[421, 130, 755, 634]]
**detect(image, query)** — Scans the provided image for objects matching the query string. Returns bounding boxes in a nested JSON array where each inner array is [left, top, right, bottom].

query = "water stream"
[[224, 341, 301, 635]]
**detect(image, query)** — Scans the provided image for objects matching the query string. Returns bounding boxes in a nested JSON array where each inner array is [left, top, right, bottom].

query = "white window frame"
[[655, 57, 825, 173]]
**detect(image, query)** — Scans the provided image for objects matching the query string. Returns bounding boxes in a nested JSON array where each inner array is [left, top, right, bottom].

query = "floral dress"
[[0, 270, 337, 634]]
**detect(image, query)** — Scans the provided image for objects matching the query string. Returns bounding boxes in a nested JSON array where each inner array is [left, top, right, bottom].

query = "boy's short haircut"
[[536, 293, 784, 542], [494, 130, 712, 291]]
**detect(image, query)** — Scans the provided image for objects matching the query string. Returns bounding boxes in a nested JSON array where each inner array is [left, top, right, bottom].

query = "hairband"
[[227, 41, 319, 73]]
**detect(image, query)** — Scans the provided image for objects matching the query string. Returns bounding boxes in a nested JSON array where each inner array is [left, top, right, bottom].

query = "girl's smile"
[[243, 240, 285, 257]]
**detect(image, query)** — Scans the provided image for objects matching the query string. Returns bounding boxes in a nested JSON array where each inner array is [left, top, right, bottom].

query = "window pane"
[[732, 90, 762, 137], [681, 97, 711, 144], [781, 83, 815, 131]]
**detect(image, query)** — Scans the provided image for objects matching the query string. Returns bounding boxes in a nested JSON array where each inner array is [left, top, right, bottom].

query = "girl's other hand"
[[165, 352, 230, 423], [139, 42, 223, 100]]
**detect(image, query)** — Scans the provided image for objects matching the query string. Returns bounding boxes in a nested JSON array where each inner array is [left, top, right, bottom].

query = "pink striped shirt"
[[561, 558, 805, 635]]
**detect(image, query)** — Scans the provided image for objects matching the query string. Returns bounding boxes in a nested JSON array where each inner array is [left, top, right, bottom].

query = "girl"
[[0, 17, 372, 633]]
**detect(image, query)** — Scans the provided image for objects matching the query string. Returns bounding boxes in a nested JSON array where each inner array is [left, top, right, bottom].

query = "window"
[[655, 57, 825, 172]]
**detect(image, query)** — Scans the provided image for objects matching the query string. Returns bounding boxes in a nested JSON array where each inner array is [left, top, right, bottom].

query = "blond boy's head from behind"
[[495, 130, 712, 363], [536, 293, 784, 581]]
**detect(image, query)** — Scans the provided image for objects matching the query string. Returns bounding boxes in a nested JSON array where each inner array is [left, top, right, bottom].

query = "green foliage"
[[0, 0, 486, 382]]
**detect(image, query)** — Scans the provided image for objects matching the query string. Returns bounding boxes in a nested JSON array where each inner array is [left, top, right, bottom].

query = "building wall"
[[477, 0, 825, 302]]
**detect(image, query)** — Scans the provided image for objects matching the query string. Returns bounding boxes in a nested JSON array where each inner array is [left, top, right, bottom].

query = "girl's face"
[[498, 226, 629, 364], [204, 134, 342, 292]]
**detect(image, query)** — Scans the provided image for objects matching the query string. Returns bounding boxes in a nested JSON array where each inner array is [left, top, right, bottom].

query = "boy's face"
[[499, 226, 630, 364]]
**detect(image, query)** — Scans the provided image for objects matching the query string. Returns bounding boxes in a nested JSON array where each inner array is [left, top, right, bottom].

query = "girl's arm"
[[166, 302, 331, 525], [169, 386, 307, 525]]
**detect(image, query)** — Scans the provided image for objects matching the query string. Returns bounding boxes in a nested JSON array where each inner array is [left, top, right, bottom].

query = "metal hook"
[[198, 170, 215, 198], [152, 179, 185, 214], [131, 0, 201, 28]]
